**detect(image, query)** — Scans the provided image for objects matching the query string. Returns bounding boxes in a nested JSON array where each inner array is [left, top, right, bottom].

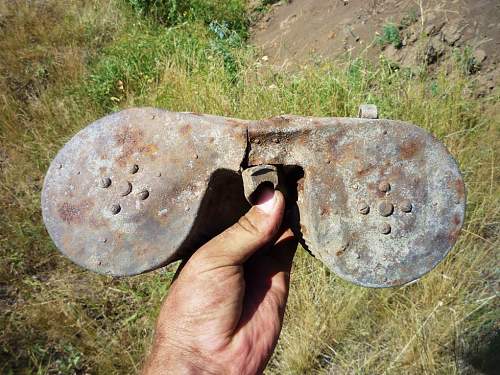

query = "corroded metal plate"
[[42, 108, 465, 287], [248, 116, 466, 287], [42, 108, 248, 275]]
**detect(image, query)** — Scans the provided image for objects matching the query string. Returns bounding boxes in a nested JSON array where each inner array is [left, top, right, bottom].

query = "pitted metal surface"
[[42, 108, 248, 276], [42, 107, 466, 287], [247, 116, 465, 287]]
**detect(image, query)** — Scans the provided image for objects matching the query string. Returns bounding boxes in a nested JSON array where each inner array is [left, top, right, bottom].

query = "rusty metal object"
[[358, 104, 378, 119], [42, 106, 466, 288], [241, 165, 279, 204]]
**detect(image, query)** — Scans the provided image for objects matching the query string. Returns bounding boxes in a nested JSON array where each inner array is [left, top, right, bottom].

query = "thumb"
[[195, 187, 285, 266]]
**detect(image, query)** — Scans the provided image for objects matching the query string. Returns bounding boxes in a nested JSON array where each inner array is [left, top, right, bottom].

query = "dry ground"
[[251, 0, 499, 95]]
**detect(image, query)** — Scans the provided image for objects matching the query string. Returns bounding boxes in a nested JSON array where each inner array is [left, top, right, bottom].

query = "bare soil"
[[251, 0, 500, 94]]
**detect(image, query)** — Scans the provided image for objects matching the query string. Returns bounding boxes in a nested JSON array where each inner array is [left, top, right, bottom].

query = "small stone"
[[407, 31, 418, 44], [425, 20, 445, 36], [473, 49, 487, 65], [424, 39, 445, 65], [384, 44, 401, 62], [442, 24, 461, 45]]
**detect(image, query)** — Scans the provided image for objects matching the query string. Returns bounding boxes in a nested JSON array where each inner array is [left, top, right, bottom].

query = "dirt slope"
[[251, 0, 499, 92]]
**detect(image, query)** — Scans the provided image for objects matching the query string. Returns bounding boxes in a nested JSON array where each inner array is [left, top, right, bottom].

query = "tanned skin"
[[143, 188, 297, 374]]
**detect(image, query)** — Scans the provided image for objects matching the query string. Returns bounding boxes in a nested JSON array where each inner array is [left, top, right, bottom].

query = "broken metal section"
[[358, 104, 378, 119], [42, 106, 466, 288], [242, 164, 278, 204]]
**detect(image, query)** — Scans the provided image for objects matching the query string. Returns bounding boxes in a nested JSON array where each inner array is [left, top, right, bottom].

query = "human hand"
[[143, 188, 297, 374]]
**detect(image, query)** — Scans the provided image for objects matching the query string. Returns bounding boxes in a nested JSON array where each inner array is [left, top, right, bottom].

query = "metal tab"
[[241, 164, 279, 204]]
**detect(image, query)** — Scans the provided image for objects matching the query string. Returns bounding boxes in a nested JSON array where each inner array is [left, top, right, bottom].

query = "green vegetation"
[[127, 0, 248, 35], [400, 8, 419, 28], [453, 46, 482, 75], [377, 23, 403, 49], [1, 0, 498, 373]]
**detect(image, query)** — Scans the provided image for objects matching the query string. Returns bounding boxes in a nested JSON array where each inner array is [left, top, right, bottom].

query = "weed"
[[453, 46, 481, 75], [400, 8, 419, 28], [208, 21, 245, 81], [377, 23, 403, 49], [126, 0, 248, 37]]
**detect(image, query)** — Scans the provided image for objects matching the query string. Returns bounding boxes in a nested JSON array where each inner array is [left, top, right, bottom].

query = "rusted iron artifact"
[[41, 106, 466, 288]]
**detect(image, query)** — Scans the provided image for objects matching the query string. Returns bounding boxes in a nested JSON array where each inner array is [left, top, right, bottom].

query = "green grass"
[[127, 0, 248, 35], [1, 0, 498, 373], [377, 23, 403, 49]]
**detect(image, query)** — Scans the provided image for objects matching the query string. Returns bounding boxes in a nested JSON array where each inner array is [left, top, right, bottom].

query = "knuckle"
[[235, 214, 263, 237]]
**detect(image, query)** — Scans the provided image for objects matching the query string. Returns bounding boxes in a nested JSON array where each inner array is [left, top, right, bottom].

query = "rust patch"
[[330, 175, 348, 209], [57, 201, 90, 224], [388, 166, 404, 181], [225, 119, 245, 128], [327, 128, 348, 161], [114, 126, 144, 166], [367, 182, 386, 198], [455, 178, 465, 200], [356, 162, 376, 177], [260, 116, 291, 128], [320, 205, 332, 216], [179, 124, 192, 136], [115, 126, 142, 146], [297, 132, 309, 146], [399, 138, 424, 160], [139, 143, 159, 159], [448, 225, 461, 244]]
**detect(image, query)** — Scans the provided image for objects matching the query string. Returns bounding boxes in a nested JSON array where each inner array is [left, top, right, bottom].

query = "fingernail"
[[255, 187, 276, 214]]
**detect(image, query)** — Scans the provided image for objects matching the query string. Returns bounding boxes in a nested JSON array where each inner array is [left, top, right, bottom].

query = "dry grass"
[[1, 0, 498, 374]]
